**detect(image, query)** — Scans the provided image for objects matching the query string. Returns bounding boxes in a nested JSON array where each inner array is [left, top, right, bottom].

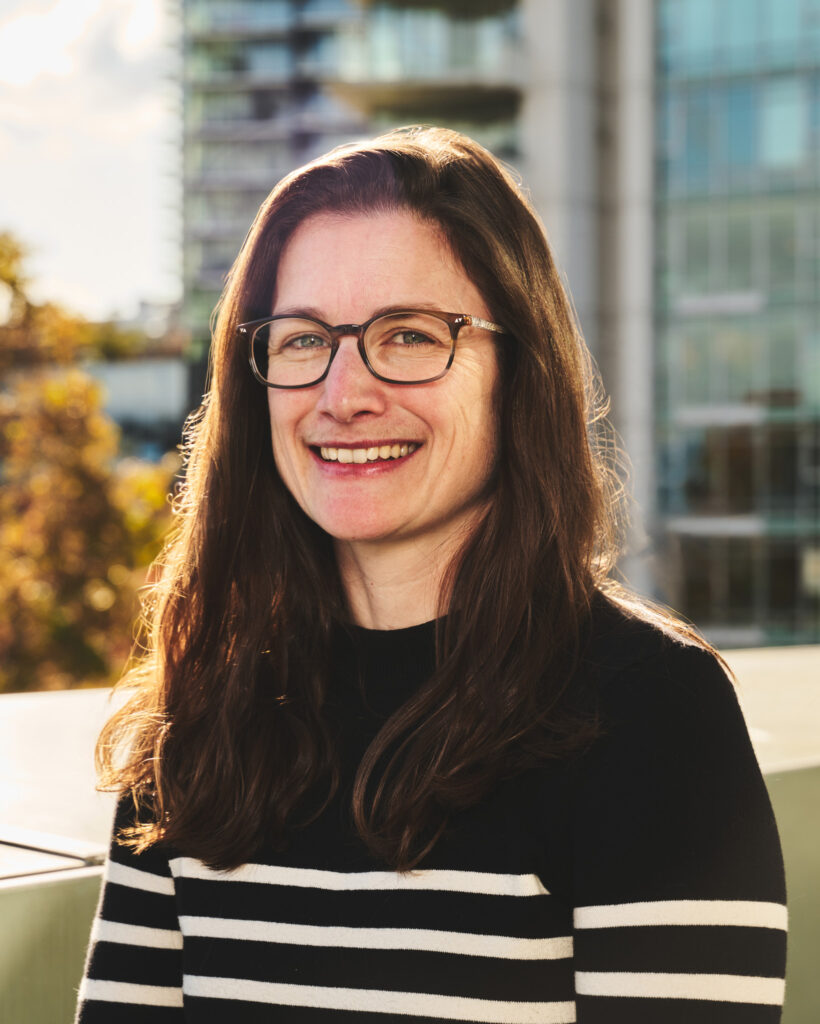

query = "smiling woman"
[[75, 127, 787, 1023]]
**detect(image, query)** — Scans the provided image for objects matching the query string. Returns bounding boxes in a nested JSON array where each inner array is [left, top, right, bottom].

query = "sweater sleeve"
[[570, 642, 787, 1023], [75, 799, 184, 1022]]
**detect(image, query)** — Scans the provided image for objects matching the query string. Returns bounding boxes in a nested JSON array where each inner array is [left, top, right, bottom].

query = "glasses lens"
[[252, 319, 333, 387], [365, 313, 453, 382]]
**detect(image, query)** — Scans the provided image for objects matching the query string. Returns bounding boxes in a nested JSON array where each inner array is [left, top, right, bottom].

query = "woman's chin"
[[325, 520, 405, 547]]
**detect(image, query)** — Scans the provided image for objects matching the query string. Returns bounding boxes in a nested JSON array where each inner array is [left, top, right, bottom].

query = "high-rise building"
[[175, 0, 818, 646], [654, 0, 820, 646]]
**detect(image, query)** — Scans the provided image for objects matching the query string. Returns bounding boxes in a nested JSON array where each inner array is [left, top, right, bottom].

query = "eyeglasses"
[[238, 309, 506, 389]]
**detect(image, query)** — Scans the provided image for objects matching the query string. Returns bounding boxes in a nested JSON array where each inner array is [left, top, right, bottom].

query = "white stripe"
[[106, 858, 175, 896], [184, 975, 576, 1023], [574, 900, 788, 931], [93, 918, 183, 950], [170, 858, 548, 896], [575, 971, 785, 1005], [79, 978, 183, 1008], [180, 916, 572, 960]]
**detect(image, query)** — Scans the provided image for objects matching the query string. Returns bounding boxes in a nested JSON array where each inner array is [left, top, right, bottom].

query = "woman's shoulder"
[[578, 590, 739, 730], [568, 593, 774, 856]]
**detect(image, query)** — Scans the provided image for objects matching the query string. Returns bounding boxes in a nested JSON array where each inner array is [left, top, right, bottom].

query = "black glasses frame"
[[238, 309, 506, 389]]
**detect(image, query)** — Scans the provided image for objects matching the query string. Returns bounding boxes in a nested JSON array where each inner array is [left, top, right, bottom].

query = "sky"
[[0, 0, 177, 322]]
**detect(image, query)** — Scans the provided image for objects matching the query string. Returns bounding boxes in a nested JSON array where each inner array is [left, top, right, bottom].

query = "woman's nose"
[[315, 336, 387, 422]]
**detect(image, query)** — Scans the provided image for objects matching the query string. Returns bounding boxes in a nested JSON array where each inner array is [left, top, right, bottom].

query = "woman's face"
[[267, 209, 500, 556]]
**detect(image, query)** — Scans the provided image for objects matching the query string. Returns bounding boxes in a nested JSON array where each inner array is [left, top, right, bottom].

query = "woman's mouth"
[[315, 443, 420, 464]]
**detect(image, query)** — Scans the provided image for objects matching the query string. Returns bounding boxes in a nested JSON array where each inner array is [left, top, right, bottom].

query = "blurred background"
[[0, 0, 818, 1020]]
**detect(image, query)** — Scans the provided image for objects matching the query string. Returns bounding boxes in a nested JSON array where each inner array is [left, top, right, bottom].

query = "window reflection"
[[666, 419, 820, 518], [720, 326, 761, 402], [726, 84, 756, 173], [720, 0, 759, 72], [669, 534, 819, 639], [727, 538, 757, 621], [761, 0, 802, 61], [338, 7, 517, 82], [683, 212, 710, 291], [760, 78, 808, 170], [726, 209, 754, 289]]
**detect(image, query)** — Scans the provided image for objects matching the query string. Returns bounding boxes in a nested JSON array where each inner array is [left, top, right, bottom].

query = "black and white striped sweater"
[[76, 604, 787, 1023]]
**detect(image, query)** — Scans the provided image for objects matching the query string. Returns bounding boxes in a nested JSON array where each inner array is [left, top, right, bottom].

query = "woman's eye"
[[283, 334, 327, 350], [393, 330, 436, 346]]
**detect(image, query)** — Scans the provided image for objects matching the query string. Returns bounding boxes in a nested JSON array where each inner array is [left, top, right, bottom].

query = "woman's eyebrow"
[[270, 302, 447, 321], [270, 305, 326, 319]]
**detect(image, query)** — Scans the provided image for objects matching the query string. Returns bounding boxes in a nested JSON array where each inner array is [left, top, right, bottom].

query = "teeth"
[[319, 444, 418, 463]]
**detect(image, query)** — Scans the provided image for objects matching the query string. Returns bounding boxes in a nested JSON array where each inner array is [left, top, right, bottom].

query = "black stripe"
[[574, 924, 787, 977], [575, 995, 784, 1024], [182, 937, 576, 1001], [77, 1004, 182, 1023], [109, 843, 173, 878], [100, 886, 178, 930], [86, 942, 182, 988]]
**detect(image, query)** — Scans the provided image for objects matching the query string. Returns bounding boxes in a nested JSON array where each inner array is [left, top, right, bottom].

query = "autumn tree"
[[0, 232, 179, 691]]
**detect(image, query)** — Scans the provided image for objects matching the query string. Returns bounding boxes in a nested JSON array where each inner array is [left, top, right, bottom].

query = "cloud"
[[0, 0, 103, 87], [0, 0, 177, 318], [0, 0, 166, 86], [117, 0, 163, 60]]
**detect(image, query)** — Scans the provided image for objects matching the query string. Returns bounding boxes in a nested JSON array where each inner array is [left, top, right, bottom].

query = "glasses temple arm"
[[467, 315, 506, 335]]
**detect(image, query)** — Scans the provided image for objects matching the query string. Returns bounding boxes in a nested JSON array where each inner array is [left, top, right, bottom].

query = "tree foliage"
[[0, 231, 147, 374], [0, 232, 179, 691]]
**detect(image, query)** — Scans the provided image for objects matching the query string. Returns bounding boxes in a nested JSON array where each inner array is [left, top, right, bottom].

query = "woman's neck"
[[335, 532, 460, 630]]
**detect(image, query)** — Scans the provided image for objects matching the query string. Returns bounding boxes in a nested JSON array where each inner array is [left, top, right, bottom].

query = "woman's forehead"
[[271, 210, 489, 321]]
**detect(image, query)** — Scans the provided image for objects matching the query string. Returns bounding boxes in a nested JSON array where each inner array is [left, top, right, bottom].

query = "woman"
[[76, 127, 787, 1023]]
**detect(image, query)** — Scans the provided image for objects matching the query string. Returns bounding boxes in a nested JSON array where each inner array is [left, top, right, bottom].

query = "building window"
[[726, 82, 756, 173], [726, 207, 756, 289], [680, 326, 711, 403], [683, 210, 710, 292], [727, 537, 757, 622], [766, 317, 799, 400], [760, 77, 808, 170], [720, 0, 760, 72], [760, 0, 802, 64], [684, 88, 713, 190]]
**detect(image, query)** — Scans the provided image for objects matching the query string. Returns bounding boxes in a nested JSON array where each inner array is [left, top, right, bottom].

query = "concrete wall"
[[520, 0, 600, 353]]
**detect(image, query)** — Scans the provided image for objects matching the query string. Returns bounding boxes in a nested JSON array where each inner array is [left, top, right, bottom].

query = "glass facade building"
[[655, 0, 820, 645]]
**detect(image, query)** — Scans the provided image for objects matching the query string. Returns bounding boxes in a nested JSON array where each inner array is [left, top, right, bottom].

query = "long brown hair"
[[98, 126, 700, 871]]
